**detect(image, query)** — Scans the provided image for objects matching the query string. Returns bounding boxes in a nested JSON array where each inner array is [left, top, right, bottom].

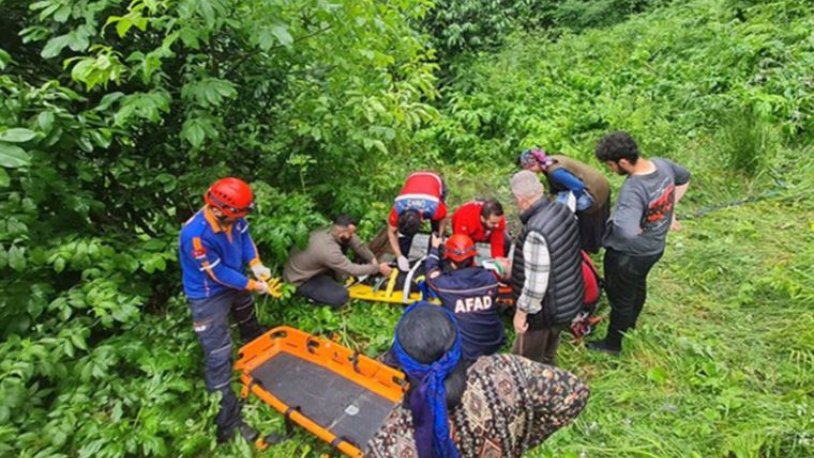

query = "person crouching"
[[425, 233, 505, 365]]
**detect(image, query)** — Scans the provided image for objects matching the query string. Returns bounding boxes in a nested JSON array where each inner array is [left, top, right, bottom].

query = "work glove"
[[251, 264, 272, 281], [397, 255, 410, 272], [251, 280, 269, 294], [265, 277, 283, 299]]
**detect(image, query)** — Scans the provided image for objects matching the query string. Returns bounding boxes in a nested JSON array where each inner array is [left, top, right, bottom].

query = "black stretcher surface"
[[250, 352, 397, 448]]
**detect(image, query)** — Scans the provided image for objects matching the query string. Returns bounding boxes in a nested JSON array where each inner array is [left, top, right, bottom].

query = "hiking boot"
[[238, 422, 259, 442], [217, 421, 259, 444], [239, 323, 266, 345], [216, 424, 236, 444], [586, 339, 621, 356]]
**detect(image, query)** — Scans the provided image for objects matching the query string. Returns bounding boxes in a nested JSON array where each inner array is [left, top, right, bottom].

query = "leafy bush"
[[0, 0, 437, 455], [421, 0, 671, 60], [1, 0, 813, 456], [424, 0, 814, 180]]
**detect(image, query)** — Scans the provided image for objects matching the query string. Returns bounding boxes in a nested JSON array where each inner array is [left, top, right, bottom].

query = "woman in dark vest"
[[365, 302, 590, 458], [519, 148, 611, 253]]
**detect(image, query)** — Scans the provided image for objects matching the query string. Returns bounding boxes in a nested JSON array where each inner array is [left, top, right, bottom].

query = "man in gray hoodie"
[[284, 214, 392, 308]]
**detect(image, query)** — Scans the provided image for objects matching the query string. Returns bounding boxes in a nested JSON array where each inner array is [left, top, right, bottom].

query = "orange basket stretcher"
[[235, 326, 407, 457]]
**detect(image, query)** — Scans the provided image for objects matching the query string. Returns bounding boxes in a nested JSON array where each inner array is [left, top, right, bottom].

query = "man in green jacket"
[[284, 214, 392, 308]]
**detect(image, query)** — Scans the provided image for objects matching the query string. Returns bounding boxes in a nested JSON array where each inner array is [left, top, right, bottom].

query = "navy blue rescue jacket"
[[425, 247, 505, 362]]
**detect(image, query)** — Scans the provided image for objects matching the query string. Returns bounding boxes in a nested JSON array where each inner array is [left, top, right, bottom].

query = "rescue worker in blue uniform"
[[425, 233, 505, 364], [179, 177, 280, 443]]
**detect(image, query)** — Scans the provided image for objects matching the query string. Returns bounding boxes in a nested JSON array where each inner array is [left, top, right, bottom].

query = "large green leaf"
[[40, 34, 71, 59], [0, 143, 31, 168], [180, 115, 218, 148], [37, 111, 55, 132], [8, 245, 27, 272], [271, 24, 293, 47], [0, 48, 10, 70], [0, 168, 8, 187], [180, 78, 237, 108], [0, 128, 37, 143]]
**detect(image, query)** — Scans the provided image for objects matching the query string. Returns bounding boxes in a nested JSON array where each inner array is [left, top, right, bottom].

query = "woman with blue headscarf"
[[365, 301, 590, 457]]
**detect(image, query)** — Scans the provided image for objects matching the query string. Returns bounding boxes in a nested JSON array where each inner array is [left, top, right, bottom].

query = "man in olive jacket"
[[284, 214, 392, 308]]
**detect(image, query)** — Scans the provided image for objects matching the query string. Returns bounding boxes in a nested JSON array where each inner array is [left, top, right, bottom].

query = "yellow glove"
[[266, 277, 283, 299]]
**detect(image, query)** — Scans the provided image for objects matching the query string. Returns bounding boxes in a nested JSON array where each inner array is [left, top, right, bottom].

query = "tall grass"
[[716, 109, 780, 175]]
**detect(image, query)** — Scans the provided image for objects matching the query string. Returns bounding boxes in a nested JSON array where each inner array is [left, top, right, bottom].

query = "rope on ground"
[[681, 189, 785, 220]]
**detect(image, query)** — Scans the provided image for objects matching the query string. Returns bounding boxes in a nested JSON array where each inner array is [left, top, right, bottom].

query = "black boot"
[[586, 339, 621, 356], [238, 422, 259, 442], [235, 308, 265, 344]]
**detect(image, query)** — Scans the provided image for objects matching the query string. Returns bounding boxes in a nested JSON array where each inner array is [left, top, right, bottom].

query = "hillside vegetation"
[[0, 0, 812, 457]]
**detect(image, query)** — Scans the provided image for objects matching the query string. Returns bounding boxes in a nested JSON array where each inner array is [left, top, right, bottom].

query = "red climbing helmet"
[[204, 177, 254, 218], [444, 234, 477, 263]]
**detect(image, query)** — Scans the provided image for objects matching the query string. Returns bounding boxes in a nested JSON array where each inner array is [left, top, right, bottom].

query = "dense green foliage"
[[1, 0, 812, 456], [0, 0, 436, 455], [421, 0, 670, 60]]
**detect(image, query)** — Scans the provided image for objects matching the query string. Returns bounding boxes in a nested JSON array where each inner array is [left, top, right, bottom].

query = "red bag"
[[581, 250, 602, 306]]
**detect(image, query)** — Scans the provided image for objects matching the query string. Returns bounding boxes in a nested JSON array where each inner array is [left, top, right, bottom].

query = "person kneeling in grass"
[[284, 214, 392, 308], [425, 233, 505, 365], [365, 302, 590, 458]]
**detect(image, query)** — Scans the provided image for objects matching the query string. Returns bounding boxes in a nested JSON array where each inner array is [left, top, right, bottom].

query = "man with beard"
[[451, 198, 510, 258], [284, 214, 392, 308], [588, 132, 691, 356], [179, 177, 276, 443]]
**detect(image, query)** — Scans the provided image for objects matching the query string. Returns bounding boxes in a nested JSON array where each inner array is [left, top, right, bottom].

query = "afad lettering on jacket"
[[454, 295, 493, 314]]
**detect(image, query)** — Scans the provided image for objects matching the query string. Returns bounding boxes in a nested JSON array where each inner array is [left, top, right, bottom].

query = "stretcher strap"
[[402, 255, 426, 303], [349, 351, 361, 374]]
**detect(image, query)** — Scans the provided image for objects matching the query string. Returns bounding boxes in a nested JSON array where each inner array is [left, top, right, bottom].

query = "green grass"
[[207, 150, 814, 457]]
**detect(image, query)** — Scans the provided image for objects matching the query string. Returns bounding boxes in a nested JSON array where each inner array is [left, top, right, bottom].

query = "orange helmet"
[[443, 234, 476, 263], [204, 177, 254, 218]]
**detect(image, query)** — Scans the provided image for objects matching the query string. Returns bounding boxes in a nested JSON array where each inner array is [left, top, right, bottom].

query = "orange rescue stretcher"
[[235, 326, 407, 457]]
